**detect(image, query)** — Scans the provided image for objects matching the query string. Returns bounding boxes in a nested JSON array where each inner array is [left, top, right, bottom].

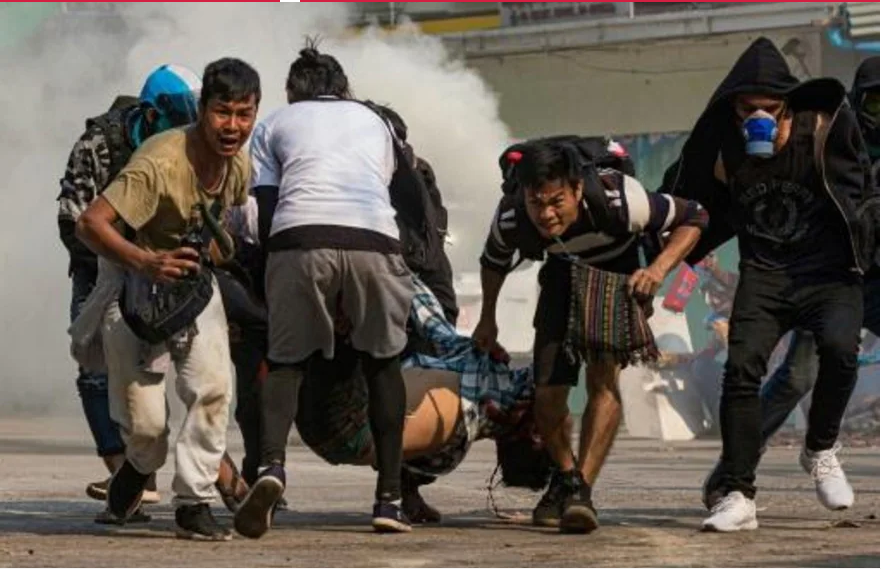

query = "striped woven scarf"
[[564, 262, 659, 367]]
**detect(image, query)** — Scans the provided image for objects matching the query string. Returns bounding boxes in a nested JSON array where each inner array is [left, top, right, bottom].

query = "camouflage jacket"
[[57, 106, 135, 275]]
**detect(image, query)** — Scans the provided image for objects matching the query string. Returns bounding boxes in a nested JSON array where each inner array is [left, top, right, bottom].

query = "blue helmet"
[[131, 64, 201, 146]]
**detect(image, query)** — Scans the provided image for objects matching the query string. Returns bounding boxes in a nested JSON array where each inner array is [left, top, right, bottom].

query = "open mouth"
[[218, 135, 240, 152]]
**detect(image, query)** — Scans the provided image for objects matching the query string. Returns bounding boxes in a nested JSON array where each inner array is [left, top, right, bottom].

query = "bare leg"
[[534, 385, 576, 472], [577, 359, 622, 485], [559, 358, 619, 534]]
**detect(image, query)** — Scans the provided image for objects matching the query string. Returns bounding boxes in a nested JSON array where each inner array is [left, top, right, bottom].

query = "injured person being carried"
[[220, 274, 551, 523]]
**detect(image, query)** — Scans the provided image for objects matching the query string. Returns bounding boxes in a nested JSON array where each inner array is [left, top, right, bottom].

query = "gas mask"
[[741, 109, 779, 158]]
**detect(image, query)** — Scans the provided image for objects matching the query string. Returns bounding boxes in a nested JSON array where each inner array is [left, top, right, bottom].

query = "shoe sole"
[[701, 519, 758, 532], [233, 477, 284, 539], [175, 527, 233, 542], [94, 510, 152, 525], [88, 486, 160, 504], [559, 506, 599, 534], [140, 490, 161, 504], [372, 517, 413, 533], [86, 485, 107, 502], [531, 513, 561, 528]]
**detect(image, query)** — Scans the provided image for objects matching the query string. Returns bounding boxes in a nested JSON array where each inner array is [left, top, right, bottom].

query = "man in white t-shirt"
[[234, 45, 414, 539]]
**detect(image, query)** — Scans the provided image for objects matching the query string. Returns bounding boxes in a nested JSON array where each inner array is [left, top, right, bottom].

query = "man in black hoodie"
[[702, 55, 880, 514], [658, 38, 878, 532]]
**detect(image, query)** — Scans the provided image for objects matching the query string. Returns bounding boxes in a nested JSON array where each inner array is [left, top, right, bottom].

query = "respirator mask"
[[741, 109, 779, 159]]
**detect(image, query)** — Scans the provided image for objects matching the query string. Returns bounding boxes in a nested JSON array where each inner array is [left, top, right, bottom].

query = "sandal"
[[216, 453, 249, 513]]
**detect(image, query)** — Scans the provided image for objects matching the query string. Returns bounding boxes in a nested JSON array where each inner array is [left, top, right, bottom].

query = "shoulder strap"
[[581, 166, 620, 233], [352, 99, 435, 234], [198, 200, 232, 260], [87, 108, 135, 184]]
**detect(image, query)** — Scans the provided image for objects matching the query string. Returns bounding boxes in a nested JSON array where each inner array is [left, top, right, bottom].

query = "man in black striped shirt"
[[473, 139, 708, 533]]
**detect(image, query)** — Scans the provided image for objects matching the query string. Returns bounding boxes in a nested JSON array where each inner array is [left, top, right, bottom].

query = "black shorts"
[[532, 248, 640, 387]]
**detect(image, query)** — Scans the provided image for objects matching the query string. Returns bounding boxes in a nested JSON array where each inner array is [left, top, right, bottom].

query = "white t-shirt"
[[249, 98, 398, 240], [225, 195, 259, 245]]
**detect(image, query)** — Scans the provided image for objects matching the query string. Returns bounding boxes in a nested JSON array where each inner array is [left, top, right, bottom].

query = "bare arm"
[[472, 266, 508, 353], [473, 199, 519, 353], [649, 225, 702, 276], [479, 265, 506, 323], [622, 175, 708, 297], [76, 196, 200, 283]]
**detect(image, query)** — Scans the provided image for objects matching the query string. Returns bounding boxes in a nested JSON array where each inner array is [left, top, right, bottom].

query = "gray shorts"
[[266, 248, 414, 364]]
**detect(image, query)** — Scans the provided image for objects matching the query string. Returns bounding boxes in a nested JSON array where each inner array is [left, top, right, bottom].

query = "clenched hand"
[[142, 247, 202, 284], [627, 265, 666, 299]]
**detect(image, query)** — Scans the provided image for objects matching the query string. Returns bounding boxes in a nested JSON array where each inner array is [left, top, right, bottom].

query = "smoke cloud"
[[0, 3, 511, 414]]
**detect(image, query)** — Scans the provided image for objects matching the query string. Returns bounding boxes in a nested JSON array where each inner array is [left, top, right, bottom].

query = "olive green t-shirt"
[[102, 127, 250, 251]]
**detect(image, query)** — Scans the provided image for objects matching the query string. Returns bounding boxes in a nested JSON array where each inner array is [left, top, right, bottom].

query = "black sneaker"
[[372, 501, 412, 533], [94, 506, 152, 525], [106, 460, 150, 522], [233, 464, 286, 539], [560, 484, 599, 534], [532, 470, 579, 527], [175, 504, 232, 541], [402, 490, 442, 524]]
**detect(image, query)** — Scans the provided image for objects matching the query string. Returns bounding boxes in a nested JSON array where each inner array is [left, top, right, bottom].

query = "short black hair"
[[287, 37, 351, 102], [514, 140, 583, 193], [200, 57, 261, 108]]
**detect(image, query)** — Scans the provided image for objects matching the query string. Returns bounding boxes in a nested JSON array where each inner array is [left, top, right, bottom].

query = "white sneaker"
[[799, 443, 854, 510], [701, 491, 758, 532]]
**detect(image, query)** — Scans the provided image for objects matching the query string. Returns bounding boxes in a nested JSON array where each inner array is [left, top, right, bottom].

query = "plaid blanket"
[[405, 276, 534, 444]]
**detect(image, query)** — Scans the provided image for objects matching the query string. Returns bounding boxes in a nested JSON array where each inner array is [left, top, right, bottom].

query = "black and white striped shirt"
[[480, 170, 709, 273]]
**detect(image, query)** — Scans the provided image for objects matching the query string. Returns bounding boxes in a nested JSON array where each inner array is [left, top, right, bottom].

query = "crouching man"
[[472, 138, 708, 533], [75, 58, 260, 540]]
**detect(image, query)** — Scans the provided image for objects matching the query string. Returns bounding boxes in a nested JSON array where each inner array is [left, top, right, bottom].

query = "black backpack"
[[359, 100, 446, 276], [498, 135, 635, 196], [86, 101, 138, 185]]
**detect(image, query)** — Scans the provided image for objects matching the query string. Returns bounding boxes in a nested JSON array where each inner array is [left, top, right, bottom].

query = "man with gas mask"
[[659, 38, 878, 532], [701, 55, 881, 515], [57, 64, 201, 521]]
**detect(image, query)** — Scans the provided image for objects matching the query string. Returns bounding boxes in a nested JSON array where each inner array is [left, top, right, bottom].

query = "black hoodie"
[[850, 55, 880, 151], [658, 37, 878, 274]]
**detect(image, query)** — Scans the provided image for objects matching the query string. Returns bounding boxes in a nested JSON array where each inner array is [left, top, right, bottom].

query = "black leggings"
[[261, 346, 407, 502], [215, 268, 267, 484], [362, 354, 407, 502]]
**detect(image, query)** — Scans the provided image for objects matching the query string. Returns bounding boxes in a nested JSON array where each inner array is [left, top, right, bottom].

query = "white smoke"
[[0, 3, 511, 414]]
